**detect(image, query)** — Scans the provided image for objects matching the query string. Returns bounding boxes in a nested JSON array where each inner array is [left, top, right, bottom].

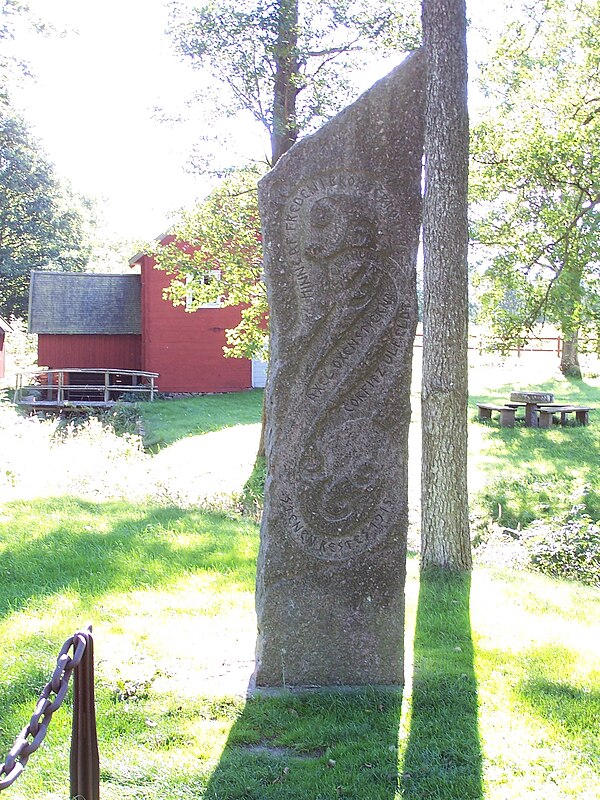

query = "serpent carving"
[[279, 174, 416, 558]]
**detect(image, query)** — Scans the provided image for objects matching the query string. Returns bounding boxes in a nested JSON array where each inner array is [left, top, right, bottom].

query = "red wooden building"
[[0, 316, 11, 380], [28, 252, 263, 393]]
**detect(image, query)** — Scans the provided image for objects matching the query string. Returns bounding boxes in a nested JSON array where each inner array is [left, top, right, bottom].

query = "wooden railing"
[[14, 368, 159, 408]]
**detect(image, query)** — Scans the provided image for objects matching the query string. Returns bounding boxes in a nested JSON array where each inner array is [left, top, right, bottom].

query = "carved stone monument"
[[255, 50, 426, 688]]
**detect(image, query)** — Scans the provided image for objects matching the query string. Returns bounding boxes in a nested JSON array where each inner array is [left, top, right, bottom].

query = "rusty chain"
[[0, 630, 88, 792]]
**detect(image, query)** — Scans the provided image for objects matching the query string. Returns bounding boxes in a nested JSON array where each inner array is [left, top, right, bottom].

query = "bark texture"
[[270, 0, 300, 165], [257, 0, 300, 459], [420, 0, 471, 570], [560, 333, 582, 378]]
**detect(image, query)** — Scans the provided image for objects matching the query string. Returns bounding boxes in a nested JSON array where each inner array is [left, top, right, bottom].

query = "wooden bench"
[[537, 405, 593, 428], [477, 403, 517, 428]]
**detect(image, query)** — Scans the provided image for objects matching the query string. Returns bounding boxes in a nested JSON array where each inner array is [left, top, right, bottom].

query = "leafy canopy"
[[168, 0, 420, 166], [149, 168, 266, 360], [0, 110, 95, 317], [158, 0, 421, 361], [470, 0, 600, 352]]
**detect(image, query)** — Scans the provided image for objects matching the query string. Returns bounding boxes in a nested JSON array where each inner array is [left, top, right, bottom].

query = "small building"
[[0, 316, 12, 380], [28, 253, 261, 393]]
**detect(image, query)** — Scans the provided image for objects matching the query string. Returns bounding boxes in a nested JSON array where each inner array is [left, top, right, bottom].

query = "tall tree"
[[168, 0, 420, 168], [420, 0, 471, 570], [471, 0, 600, 378], [163, 0, 420, 454], [0, 111, 95, 317]]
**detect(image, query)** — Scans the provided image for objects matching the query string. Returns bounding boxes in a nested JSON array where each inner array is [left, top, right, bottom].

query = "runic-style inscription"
[[275, 173, 413, 561], [255, 50, 426, 688]]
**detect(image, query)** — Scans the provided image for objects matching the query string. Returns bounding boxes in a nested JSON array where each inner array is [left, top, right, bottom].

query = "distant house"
[[28, 251, 264, 393], [0, 316, 12, 380]]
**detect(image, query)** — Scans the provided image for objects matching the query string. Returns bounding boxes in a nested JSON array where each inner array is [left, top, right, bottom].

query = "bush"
[[525, 513, 600, 587], [472, 479, 600, 585], [239, 456, 266, 520], [53, 403, 141, 439]]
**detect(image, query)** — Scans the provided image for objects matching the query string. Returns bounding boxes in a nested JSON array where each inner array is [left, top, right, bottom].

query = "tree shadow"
[[401, 569, 482, 799], [0, 496, 258, 622], [203, 689, 403, 799]]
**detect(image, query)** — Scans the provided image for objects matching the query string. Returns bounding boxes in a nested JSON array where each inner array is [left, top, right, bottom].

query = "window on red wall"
[[185, 270, 223, 309]]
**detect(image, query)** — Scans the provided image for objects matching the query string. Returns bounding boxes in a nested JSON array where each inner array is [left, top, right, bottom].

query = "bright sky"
[[10, 0, 266, 245], [9, 0, 497, 249]]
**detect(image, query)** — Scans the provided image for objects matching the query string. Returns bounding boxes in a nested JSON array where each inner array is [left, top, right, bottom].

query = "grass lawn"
[[138, 389, 264, 450], [0, 363, 599, 798], [469, 368, 600, 523]]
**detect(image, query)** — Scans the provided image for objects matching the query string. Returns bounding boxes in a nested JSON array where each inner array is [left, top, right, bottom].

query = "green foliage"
[[149, 168, 267, 359], [526, 513, 600, 586], [168, 0, 420, 164], [470, 0, 600, 357], [0, 110, 96, 317], [53, 403, 141, 439], [240, 454, 266, 519], [2, 315, 36, 376]]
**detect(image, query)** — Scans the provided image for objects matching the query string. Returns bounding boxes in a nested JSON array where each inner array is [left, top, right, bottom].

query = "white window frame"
[[185, 270, 223, 309]]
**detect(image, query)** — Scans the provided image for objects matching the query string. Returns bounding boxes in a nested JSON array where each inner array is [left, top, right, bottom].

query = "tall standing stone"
[[255, 50, 426, 688]]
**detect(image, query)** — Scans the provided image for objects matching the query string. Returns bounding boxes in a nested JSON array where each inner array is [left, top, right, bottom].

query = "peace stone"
[[254, 50, 425, 688]]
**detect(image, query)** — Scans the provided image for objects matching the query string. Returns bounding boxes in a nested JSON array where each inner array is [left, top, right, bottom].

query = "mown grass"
[[1, 364, 599, 798], [0, 498, 598, 799], [470, 376, 600, 528], [139, 389, 264, 450]]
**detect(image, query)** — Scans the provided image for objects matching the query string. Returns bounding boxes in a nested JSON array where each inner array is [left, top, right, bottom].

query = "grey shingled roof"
[[0, 316, 11, 333], [28, 271, 141, 334]]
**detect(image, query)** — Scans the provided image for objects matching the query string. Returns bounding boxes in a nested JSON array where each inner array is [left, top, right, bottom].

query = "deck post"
[[104, 371, 110, 403]]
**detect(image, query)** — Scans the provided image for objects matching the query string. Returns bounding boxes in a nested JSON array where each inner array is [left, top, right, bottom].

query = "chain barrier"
[[0, 627, 99, 799]]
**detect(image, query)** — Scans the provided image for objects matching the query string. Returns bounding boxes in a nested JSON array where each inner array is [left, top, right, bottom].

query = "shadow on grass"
[[203, 689, 403, 800], [0, 496, 259, 620], [469, 377, 600, 526], [402, 570, 482, 799]]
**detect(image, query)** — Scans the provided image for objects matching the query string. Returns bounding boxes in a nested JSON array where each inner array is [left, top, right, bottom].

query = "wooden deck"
[[14, 368, 159, 412]]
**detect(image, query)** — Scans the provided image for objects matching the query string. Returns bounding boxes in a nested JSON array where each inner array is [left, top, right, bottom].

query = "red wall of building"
[[37, 334, 142, 370], [138, 256, 252, 393]]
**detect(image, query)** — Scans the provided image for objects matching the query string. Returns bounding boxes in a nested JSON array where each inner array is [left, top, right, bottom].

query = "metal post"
[[70, 628, 100, 800]]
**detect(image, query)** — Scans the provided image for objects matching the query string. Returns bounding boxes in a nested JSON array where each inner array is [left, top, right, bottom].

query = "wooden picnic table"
[[477, 391, 593, 428], [509, 391, 554, 427]]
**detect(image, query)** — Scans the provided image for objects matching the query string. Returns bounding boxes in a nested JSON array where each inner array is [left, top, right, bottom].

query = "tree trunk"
[[560, 330, 582, 378], [270, 0, 300, 166], [420, 0, 471, 570], [257, 0, 300, 460]]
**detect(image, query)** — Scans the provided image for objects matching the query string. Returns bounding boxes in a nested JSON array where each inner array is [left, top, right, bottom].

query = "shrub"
[[53, 404, 141, 439], [525, 513, 600, 587]]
